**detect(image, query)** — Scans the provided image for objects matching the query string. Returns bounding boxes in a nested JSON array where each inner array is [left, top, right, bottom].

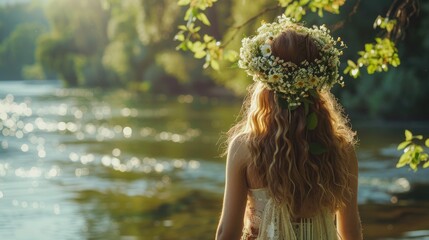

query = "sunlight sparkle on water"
[[69, 152, 79, 162], [38, 149, 46, 158], [1, 140, 8, 149], [53, 204, 61, 215], [46, 166, 60, 178], [73, 108, 83, 119], [112, 148, 121, 157], [80, 154, 95, 164], [75, 168, 89, 177], [120, 107, 131, 117], [188, 160, 200, 169], [21, 144, 29, 152], [394, 178, 410, 192], [0, 164, 7, 176], [15, 130, 24, 138], [123, 126, 132, 138], [23, 123, 34, 133], [15, 167, 42, 178]]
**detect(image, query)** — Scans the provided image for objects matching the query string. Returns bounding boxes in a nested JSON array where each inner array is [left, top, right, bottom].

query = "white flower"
[[295, 79, 306, 88], [268, 73, 282, 83], [260, 44, 272, 57], [309, 76, 319, 86]]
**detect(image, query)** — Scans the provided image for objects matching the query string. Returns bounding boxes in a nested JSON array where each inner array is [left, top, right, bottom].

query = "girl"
[[216, 16, 363, 240]]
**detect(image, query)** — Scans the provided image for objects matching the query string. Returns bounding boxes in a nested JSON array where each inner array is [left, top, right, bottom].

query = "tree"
[[0, 2, 48, 80], [0, 22, 46, 79], [174, 0, 429, 170], [36, 0, 110, 87]]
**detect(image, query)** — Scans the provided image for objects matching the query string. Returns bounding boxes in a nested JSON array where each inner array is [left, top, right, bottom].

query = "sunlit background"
[[1, 0, 429, 239]]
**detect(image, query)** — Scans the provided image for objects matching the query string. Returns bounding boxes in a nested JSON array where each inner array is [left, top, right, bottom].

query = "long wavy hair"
[[227, 30, 356, 216]]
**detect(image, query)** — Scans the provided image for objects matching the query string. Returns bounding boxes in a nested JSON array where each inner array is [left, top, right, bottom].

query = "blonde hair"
[[227, 30, 356, 216]]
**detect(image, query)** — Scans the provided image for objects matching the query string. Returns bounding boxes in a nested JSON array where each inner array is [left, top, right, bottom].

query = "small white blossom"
[[260, 44, 272, 57], [268, 73, 282, 83]]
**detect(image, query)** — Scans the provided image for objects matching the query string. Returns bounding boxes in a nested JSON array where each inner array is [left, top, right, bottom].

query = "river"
[[0, 80, 429, 240]]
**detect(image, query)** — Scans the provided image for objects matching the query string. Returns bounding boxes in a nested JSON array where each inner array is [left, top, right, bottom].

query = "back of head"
[[270, 30, 320, 65], [233, 17, 355, 216]]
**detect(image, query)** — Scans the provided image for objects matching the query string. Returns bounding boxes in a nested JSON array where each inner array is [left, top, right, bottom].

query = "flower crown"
[[238, 15, 345, 108]]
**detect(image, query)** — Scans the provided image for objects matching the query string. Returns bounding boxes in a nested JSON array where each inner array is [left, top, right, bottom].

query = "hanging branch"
[[330, 0, 362, 32], [221, 5, 281, 48]]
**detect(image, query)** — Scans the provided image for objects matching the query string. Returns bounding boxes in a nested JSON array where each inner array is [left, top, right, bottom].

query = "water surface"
[[1, 80, 429, 239]]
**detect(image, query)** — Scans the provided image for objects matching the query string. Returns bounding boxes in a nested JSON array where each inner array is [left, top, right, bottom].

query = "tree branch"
[[221, 5, 281, 48], [386, 0, 420, 41], [330, 0, 361, 32]]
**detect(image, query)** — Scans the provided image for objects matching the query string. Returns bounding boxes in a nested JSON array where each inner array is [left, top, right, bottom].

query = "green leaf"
[[425, 138, 429, 147], [364, 43, 373, 52], [414, 135, 423, 140], [347, 60, 357, 68], [396, 151, 411, 168], [210, 60, 220, 70], [309, 142, 327, 155], [203, 34, 213, 43], [178, 25, 187, 31], [419, 153, 428, 161], [278, 0, 293, 7], [405, 130, 413, 141], [176, 42, 188, 51], [397, 140, 411, 150], [194, 50, 206, 59], [178, 0, 191, 6], [196, 12, 211, 26], [410, 162, 418, 171], [174, 33, 185, 41], [367, 65, 377, 74], [423, 161, 429, 168], [306, 112, 318, 130], [184, 8, 193, 21], [224, 50, 238, 62]]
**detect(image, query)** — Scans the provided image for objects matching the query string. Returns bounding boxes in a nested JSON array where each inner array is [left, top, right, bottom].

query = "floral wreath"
[[238, 15, 345, 109]]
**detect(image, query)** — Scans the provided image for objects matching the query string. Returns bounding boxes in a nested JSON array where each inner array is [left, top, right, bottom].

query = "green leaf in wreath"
[[426, 138, 429, 148], [306, 112, 318, 130]]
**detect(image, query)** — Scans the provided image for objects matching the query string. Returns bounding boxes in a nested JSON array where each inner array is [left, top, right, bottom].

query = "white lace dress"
[[241, 189, 339, 240]]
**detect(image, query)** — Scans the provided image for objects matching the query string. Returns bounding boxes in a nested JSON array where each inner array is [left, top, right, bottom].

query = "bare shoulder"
[[227, 134, 251, 168]]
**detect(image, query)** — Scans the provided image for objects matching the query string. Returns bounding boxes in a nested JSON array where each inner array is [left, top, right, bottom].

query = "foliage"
[[344, 16, 400, 78], [278, 0, 345, 20], [0, 2, 48, 80], [175, 0, 222, 70], [0, 22, 46, 79], [397, 130, 429, 171], [174, 0, 405, 80], [31, 0, 210, 91], [36, 0, 111, 86]]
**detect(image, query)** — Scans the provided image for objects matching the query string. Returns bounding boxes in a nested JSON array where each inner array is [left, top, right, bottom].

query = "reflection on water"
[[1, 80, 429, 240]]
